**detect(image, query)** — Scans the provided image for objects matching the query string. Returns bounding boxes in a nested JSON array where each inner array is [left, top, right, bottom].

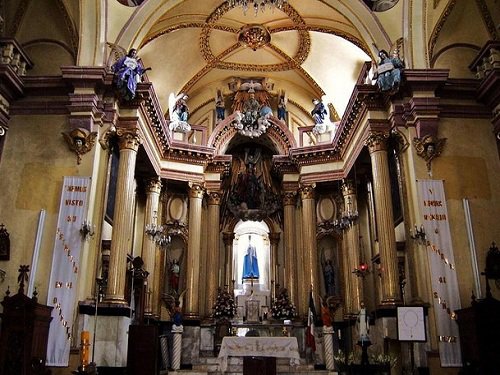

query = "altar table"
[[217, 336, 300, 373]]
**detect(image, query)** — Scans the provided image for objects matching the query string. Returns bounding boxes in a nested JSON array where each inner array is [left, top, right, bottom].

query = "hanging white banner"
[[416, 179, 462, 367], [46, 177, 91, 366]]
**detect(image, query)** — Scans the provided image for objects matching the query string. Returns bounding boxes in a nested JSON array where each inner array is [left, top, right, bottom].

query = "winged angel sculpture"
[[168, 93, 192, 133], [107, 42, 151, 101], [311, 95, 338, 138]]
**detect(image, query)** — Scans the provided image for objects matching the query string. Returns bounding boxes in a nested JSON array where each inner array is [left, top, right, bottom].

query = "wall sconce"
[[353, 262, 369, 278], [410, 224, 426, 244], [62, 128, 98, 165], [80, 219, 95, 240]]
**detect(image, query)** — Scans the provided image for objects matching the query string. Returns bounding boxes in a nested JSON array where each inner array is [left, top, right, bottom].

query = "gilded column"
[[365, 131, 401, 305], [184, 183, 204, 319], [342, 180, 363, 314], [269, 232, 281, 286], [206, 191, 221, 318], [282, 191, 297, 303], [300, 184, 320, 315], [104, 128, 142, 304], [142, 177, 162, 316], [223, 232, 235, 288]]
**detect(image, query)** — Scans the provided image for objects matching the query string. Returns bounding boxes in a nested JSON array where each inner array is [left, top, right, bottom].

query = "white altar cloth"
[[218, 336, 300, 372]]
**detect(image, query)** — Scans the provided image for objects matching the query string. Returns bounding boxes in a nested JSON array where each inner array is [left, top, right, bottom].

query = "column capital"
[[144, 177, 162, 194], [282, 191, 297, 206], [116, 127, 142, 151], [223, 232, 235, 245], [188, 183, 205, 199], [365, 131, 389, 153], [207, 191, 221, 205], [300, 184, 315, 200]]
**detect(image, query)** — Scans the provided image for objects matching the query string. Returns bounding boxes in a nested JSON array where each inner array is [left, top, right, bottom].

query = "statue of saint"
[[323, 259, 335, 296], [242, 235, 259, 279]]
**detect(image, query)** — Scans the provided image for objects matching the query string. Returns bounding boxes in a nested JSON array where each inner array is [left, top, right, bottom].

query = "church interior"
[[0, 0, 499, 374]]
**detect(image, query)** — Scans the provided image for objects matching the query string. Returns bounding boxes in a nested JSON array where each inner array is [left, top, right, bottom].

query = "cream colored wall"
[[0, 114, 94, 306], [431, 117, 500, 302]]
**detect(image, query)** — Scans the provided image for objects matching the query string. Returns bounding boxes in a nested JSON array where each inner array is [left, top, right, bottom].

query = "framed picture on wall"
[[397, 306, 426, 342]]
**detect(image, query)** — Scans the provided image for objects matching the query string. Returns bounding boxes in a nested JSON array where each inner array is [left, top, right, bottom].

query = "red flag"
[[306, 290, 316, 352]]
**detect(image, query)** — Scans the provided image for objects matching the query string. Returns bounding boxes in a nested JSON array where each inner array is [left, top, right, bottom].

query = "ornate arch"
[[207, 114, 297, 156]]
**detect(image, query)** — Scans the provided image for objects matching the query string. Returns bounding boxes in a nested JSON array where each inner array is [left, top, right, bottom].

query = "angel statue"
[[311, 96, 337, 137], [168, 93, 191, 133], [110, 47, 151, 101], [413, 134, 447, 174]]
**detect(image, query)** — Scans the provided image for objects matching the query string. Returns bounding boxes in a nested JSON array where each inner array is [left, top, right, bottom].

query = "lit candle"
[[81, 330, 90, 366]]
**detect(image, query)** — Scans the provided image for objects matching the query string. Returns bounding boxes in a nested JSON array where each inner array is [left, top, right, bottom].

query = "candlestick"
[[80, 330, 90, 366]]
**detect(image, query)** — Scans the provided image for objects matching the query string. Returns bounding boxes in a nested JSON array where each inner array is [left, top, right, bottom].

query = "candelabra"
[[333, 196, 359, 231], [410, 224, 426, 244], [80, 220, 95, 241], [145, 222, 171, 250]]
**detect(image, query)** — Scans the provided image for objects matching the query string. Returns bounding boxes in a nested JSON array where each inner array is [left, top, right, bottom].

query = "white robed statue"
[[168, 92, 191, 133]]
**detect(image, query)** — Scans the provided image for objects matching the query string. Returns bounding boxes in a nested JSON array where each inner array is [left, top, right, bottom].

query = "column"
[[223, 232, 235, 288], [104, 128, 142, 304], [142, 177, 162, 316], [282, 192, 297, 303], [300, 184, 320, 315], [184, 183, 204, 319], [269, 232, 280, 286], [365, 131, 402, 305], [206, 191, 221, 317], [342, 180, 363, 314]]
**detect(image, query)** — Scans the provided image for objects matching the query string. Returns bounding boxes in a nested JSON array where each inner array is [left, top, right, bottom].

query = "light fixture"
[[410, 224, 426, 244], [145, 214, 171, 250], [353, 262, 369, 278], [80, 219, 95, 240], [333, 196, 359, 231], [228, 0, 287, 16]]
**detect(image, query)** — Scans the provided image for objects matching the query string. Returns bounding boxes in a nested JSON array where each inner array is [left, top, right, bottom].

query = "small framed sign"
[[397, 306, 426, 342]]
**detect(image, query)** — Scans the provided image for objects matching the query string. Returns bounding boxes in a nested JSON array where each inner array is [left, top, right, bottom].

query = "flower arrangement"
[[370, 353, 397, 368], [270, 288, 296, 320], [213, 286, 237, 319], [333, 349, 357, 366]]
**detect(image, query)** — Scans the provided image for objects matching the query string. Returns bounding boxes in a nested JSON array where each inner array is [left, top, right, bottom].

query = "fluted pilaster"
[[282, 191, 297, 303], [300, 185, 319, 315], [142, 177, 162, 316], [206, 191, 221, 318], [223, 232, 235, 288], [104, 128, 142, 304], [342, 180, 363, 314], [269, 232, 281, 287], [365, 131, 401, 305], [184, 183, 204, 319]]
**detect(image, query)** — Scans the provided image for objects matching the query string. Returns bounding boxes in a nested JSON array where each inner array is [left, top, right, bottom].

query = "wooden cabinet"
[[455, 296, 500, 374], [0, 290, 53, 375]]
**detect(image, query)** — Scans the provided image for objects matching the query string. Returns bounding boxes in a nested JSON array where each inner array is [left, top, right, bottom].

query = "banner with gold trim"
[[46, 177, 91, 366], [416, 179, 462, 367]]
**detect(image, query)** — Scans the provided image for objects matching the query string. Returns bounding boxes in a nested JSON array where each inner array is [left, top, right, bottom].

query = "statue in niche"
[[323, 259, 335, 296], [242, 235, 260, 279]]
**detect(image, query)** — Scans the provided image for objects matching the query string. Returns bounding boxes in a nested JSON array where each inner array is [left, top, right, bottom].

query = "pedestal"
[[171, 325, 183, 370], [357, 340, 372, 366], [323, 326, 335, 370]]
